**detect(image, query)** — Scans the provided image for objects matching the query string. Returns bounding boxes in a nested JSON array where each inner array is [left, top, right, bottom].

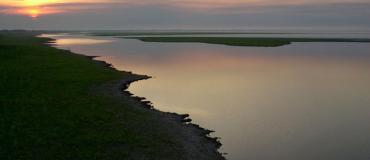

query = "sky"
[[0, 0, 369, 30]]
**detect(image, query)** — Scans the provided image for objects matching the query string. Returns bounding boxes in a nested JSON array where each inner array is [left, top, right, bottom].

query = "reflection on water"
[[44, 33, 370, 160], [52, 36, 114, 45]]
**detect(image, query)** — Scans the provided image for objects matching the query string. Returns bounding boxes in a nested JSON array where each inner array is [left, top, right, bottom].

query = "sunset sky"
[[0, 0, 369, 30]]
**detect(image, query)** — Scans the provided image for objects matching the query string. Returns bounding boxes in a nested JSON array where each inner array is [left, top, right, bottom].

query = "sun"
[[11, 7, 62, 19], [13, 8, 42, 19], [27, 8, 41, 18]]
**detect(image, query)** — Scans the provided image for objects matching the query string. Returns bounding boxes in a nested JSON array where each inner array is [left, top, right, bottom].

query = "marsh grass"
[[0, 31, 183, 160]]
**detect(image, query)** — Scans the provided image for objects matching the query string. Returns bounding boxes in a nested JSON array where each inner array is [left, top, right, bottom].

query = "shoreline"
[[46, 37, 225, 159], [125, 36, 370, 47]]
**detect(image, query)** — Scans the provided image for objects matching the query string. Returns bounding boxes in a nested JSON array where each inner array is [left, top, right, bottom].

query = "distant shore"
[[125, 37, 370, 47]]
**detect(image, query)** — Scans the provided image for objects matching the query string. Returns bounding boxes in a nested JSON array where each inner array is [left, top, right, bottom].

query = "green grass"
[[91, 32, 230, 37], [0, 31, 184, 160], [89, 31, 296, 37], [127, 37, 370, 47]]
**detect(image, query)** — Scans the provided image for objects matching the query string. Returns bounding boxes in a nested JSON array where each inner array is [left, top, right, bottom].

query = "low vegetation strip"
[[0, 31, 223, 160], [90, 31, 297, 37], [127, 37, 370, 47]]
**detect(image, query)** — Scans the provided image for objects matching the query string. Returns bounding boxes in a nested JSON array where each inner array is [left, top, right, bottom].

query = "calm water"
[[44, 33, 370, 160]]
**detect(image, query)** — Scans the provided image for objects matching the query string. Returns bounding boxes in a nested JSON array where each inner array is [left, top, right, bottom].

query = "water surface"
[[44, 33, 370, 160]]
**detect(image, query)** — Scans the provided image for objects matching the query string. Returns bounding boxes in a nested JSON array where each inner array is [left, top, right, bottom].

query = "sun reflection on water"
[[55, 38, 114, 45]]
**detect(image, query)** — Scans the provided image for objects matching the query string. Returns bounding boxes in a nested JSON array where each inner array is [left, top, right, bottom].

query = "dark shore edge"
[[124, 36, 370, 47], [43, 37, 226, 159]]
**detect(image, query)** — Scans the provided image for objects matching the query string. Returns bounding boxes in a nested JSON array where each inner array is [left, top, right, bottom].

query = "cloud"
[[2, 0, 370, 8], [138, 0, 370, 8], [1, 0, 369, 16], [0, 0, 369, 29]]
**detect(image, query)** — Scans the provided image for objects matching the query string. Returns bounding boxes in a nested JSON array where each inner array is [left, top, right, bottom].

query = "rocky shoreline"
[[117, 75, 224, 160]]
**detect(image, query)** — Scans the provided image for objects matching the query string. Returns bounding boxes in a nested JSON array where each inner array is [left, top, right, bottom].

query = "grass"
[[89, 31, 297, 37], [127, 37, 370, 47], [91, 32, 235, 37], [0, 31, 184, 160]]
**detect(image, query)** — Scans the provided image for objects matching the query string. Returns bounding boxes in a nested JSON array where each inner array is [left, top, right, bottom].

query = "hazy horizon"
[[1, 0, 369, 30]]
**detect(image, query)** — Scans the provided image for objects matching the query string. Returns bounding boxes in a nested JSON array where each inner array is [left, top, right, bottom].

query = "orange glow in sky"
[[13, 7, 62, 19], [20, 0, 60, 6], [0, 0, 85, 7], [0, 0, 99, 18]]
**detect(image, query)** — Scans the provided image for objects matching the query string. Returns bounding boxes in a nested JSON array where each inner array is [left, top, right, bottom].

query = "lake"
[[44, 33, 370, 160]]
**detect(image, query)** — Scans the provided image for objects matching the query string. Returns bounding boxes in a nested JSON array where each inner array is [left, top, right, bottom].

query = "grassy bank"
[[90, 31, 294, 37], [0, 31, 199, 159], [127, 37, 370, 47]]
